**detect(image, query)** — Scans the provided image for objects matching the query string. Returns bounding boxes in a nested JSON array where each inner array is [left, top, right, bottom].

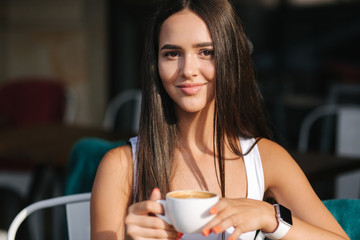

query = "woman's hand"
[[202, 198, 278, 240], [125, 188, 181, 240]]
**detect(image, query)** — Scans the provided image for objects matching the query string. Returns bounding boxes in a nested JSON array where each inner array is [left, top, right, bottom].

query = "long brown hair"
[[134, 0, 270, 203]]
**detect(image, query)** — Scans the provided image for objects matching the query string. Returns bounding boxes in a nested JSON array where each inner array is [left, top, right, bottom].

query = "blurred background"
[[0, 0, 359, 239]]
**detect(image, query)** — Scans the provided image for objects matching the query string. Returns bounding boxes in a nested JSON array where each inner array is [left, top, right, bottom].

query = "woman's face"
[[158, 9, 215, 114]]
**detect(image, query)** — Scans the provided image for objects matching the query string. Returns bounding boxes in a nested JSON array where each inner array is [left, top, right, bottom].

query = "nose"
[[180, 54, 198, 79]]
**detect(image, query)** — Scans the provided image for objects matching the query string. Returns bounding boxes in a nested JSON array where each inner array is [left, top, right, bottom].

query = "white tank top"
[[129, 137, 265, 240]]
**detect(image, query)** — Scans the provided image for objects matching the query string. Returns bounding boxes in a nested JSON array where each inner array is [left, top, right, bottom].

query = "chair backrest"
[[323, 199, 360, 240], [0, 77, 77, 128], [320, 83, 360, 152], [298, 104, 360, 199], [7, 192, 91, 240], [66, 196, 91, 240], [336, 106, 360, 157], [298, 104, 360, 155], [327, 83, 360, 105], [65, 138, 126, 195], [103, 89, 142, 134]]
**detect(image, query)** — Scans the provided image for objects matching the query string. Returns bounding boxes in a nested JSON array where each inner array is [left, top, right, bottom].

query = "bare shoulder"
[[92, 143, 134, 197], [97, 144, 133, 176], [256, 138, 298, 172], [255, 138, 307, 193], [91, 144, 133, 238], [256, 138, 291, 163]]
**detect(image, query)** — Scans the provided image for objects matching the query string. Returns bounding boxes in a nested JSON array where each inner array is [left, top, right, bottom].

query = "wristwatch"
[[263, 204, 292, 239]]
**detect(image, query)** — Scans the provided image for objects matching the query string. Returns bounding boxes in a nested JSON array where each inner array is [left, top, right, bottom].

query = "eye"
[[200, 49, 214, 59], [164, 51, 181, 59]]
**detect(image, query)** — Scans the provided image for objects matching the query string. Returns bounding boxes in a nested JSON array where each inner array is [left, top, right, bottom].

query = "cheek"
[[201, 62, 215, 82], [158, 61, 177, 84]]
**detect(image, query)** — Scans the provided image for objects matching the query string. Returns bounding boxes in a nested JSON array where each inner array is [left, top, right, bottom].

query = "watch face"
[[279, 205, 293, 225]]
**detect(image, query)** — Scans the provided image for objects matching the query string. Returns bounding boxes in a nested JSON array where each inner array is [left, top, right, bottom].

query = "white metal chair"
[[298, 104, 360, 198], [7, 192, 91, 240], [0, 80, 78, 227], [103, 89, 142, 134], [63, 86, 78, 125], [319, 83, 360, 153]]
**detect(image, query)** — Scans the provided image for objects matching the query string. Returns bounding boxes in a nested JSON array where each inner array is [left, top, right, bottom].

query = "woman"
[[91, 0, 349, 239]]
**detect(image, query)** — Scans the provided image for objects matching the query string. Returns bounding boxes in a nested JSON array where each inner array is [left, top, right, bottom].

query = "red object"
[[0, 77, 65, 129]]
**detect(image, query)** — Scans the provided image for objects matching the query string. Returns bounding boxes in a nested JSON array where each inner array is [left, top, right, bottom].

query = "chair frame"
[[7, 192, 91, 240], [298, 103, 360, 199], [103, 89, 142, 133], [298, 104, 360, 153]]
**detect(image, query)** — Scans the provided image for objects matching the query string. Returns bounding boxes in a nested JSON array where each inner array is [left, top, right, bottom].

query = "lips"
[[177, 83, 206, 95]]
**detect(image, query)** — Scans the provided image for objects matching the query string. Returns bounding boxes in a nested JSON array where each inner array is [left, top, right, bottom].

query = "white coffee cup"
[[157, 190, 219, 234]]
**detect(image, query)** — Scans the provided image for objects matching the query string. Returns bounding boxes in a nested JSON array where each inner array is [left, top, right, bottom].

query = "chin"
[[178, 102, 211, 114]]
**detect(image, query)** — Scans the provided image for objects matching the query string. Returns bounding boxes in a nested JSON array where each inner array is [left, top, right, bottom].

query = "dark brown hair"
[[135, 0, 270, 202]]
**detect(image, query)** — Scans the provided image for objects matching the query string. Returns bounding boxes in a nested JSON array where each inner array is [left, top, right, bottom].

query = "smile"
[[177, 83, 206, 95]]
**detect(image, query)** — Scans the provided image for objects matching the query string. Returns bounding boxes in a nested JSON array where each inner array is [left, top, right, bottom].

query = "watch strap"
[[263, 204, 292, 239]]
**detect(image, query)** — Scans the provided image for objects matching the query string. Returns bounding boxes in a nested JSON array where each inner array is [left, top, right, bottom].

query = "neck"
[[175, 102, 215, 153]]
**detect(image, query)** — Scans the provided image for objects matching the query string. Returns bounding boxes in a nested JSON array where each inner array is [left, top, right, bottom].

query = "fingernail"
[[212, 226, 221, 234], [228, 237, 235, 240], [210, 207, 218, 215], [152, 188, 161, 195], [202, 228, 210, 236], [177, 232, 183, 236]]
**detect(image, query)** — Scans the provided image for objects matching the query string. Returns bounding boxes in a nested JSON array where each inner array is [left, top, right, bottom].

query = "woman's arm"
[[90, 145, 133, 240], [90, 145, 177, 240], [202, 139, 349, 240], [259, 138, 349, 239]]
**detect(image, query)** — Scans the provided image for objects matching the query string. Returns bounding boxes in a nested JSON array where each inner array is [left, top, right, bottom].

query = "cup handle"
[[156, 200, 171, 225]]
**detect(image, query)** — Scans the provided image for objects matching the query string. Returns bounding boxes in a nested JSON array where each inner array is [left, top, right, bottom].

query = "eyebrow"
[[160, 42, 213, 50]]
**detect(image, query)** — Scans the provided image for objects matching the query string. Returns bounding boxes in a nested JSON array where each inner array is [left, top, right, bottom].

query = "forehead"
[[159, 9, 212, 45]]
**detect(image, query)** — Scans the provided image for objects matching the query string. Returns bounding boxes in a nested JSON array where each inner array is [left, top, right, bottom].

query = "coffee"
[[168, 190, 216, 199], [157, 190, 219, 234]]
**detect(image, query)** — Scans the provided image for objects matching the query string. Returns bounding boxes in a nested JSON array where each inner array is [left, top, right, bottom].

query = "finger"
[[202, 200, 232, 232], [228, 226, 243, 240], [126, 214, 173, 230], [203, 218, 235, 237], [147, 188, 164, 216], [126, 213, 178, 240], [176, 232, 184, 240], [126, 224, 178, 239], [202, 201, 243, 236], [209, 199, 229, 215], [210, 213, 239, 235], [129, 200, 164, 215], [209, 209, 242, 233], [149, 188, 162, 201], [202, 210, 223, 235]]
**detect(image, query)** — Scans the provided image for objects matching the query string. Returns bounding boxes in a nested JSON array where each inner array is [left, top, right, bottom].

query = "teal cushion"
[[323, 199, 360, 239], [65, 138, 127, 195]]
